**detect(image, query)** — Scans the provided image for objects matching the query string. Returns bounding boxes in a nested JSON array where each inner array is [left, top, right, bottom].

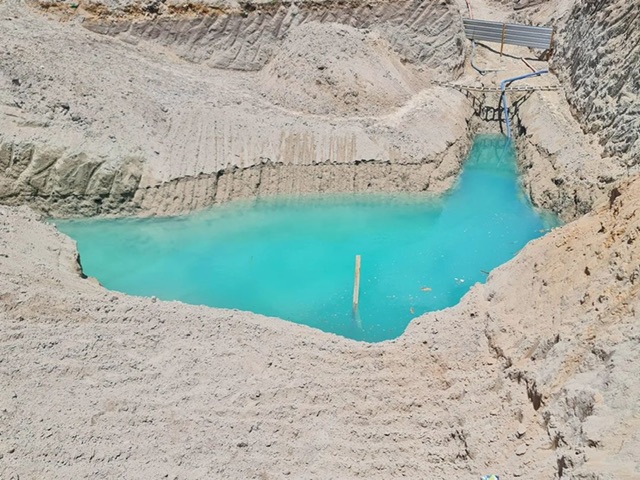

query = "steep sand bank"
[[511, 0, 639, 220], [2, 0, 635, 220], [1, 0, 471, 218]]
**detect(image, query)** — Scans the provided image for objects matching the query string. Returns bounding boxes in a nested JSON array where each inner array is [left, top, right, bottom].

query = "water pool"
[[57, 136, 558, 342]]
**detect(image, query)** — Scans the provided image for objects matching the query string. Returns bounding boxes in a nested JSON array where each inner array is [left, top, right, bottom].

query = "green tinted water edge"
[[55, 135, 560, 342]]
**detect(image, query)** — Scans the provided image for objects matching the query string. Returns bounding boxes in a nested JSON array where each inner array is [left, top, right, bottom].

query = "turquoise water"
[[56, 136, 558, 342]]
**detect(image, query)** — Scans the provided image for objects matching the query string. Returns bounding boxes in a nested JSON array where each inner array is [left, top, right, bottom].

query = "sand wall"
[[553, 0, 640, 165], [1, 0, 472, 218], [3, 0, 635, 221], [79, 0, 466, 76], [468, 0, 638, 221]]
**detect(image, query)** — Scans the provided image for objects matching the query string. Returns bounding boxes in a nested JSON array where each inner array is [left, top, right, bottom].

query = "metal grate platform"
[[433, 81, 561, 93]]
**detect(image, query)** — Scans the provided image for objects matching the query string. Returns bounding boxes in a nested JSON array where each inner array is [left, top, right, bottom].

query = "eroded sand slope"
[[0, 0, 470, 217]]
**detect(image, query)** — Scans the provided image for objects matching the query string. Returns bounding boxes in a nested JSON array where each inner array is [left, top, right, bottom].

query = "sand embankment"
[[1, 0, 636, 220], [0, 0, 471, 217]]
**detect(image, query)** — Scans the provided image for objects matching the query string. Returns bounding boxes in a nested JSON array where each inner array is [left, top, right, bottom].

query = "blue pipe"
[[500, 69, 548, 138]]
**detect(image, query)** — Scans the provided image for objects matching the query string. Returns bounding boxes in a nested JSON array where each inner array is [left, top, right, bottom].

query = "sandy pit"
[[1, 0, 639, 477]]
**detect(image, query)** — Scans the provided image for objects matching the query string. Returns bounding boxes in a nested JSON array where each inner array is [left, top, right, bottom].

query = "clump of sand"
[[260, 21, 429, 116]]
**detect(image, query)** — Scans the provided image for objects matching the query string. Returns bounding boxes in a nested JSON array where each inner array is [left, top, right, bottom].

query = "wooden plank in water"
[[353, 255, 362, 312]]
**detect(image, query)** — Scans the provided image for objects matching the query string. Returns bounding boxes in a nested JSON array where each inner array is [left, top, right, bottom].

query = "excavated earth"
[[1, 0, 639, 478]]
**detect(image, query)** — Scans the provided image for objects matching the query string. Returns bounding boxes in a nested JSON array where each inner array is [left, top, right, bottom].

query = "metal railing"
[[463, 18, 554, 52], [433, 81, 560, 93]]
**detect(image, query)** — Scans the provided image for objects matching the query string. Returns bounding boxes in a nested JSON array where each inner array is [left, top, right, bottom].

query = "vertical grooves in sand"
[[2, 0, 471, 218], [81, 0, 464, 74], [554, 0, 640, 163], [0, 138, 468, 217]]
